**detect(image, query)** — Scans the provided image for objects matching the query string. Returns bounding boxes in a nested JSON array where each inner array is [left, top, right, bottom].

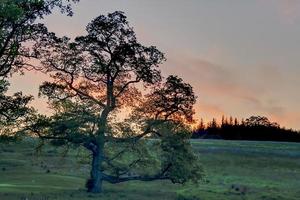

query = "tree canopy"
[[30, 11, 203, 193], [0, 0, 78, 137], [0, 0, 79, 76]]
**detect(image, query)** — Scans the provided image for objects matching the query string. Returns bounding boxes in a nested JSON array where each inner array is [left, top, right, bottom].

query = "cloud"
[[278, 0, 300, 24], [196, 101, 225, 117], [163, 53, 299, 128], [166, 55, 264, 101], [259, 0, 300, 24]]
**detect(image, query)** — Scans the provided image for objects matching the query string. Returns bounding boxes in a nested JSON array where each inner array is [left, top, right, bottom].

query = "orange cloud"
[[162, 52, 300, 129]]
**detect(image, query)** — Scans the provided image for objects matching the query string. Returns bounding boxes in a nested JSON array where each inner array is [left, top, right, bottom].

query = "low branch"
[[103, 174, 169, 184], [102, 163, 172, 184]]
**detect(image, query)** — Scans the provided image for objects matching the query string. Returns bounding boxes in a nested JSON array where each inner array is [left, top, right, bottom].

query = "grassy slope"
[[0, 139, 299, 200]]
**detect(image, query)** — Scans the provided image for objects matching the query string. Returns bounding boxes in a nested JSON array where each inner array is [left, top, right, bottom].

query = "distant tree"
[[234, 118, 239, 126], [0, 0, 78, 137], [241, 118, 245, 126], [29, 12, 203, 193], [210, 118, 218, 129], [224, 117, 229, 126], [192, 118, 205, 138], [221, 115, 225, 127], [193, 115, 300, 142], [229, 116, 233, 125], [198, 118, 205, 131], [245, 116, 272, 127]]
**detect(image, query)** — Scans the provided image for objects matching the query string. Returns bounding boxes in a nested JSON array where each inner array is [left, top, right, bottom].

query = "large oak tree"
[[31, 11, 203, 193]]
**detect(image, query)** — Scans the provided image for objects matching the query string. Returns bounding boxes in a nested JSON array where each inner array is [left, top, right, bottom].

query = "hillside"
[[0, 139, 299, 200]]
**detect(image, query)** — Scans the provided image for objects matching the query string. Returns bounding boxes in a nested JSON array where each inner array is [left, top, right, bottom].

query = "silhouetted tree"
[[245, 116, 272, 127], [191, 118, 206, 138], [192, 115, 300, 142], [234, 118, 238, 126], [210, 118, 218, 128], [29, 11, 203, 193], [229, 116, 233, 125], [198, 118, 205, 131], [221, 115, 225, 127], [241, 118, 245, 126], [0, 0, 78, 137]]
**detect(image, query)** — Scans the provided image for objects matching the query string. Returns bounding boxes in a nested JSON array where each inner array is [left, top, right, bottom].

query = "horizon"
[[8, 0, 300, 130]]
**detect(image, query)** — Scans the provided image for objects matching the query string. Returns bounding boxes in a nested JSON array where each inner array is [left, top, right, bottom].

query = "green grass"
[[0, 139, 299, 199]]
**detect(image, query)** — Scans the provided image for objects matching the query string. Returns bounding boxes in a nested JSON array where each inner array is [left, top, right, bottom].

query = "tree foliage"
[[0, 0, 79, 76], [30, 11, 203, 193], [244, 116, 279, 127], [0, 80, 32, 134], [0, 0, 78, 138]]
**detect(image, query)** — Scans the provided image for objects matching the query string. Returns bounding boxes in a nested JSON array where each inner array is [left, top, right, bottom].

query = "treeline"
[[192, 116, 300, 142]]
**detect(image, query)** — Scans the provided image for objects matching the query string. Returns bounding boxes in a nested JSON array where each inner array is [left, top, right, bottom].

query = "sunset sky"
[[9, 0, 300, 129]]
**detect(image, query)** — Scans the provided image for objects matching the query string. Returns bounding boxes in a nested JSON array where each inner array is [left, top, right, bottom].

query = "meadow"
[[0, 139, 299, 200]]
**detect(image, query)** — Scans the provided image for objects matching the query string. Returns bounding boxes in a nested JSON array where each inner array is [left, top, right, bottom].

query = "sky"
[[9, 0, 300, 129]]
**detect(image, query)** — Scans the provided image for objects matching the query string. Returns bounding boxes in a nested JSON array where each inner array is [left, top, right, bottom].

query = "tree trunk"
[[88, 149, 103, 193], [88, 109, 108, 193]]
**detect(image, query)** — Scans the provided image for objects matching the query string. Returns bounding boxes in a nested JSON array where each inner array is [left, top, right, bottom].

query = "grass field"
[[0, 139, 299, 200]]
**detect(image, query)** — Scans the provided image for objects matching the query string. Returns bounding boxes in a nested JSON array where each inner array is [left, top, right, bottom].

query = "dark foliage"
[[192, 116, 300, 142], [0, 0, 79, 135], [0, 0, 79, 76]]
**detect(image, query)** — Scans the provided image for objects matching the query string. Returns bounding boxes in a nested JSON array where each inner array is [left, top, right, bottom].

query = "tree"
[[30, 11, 203, 193], [0, 0, 78, 136], [0, 0, 79, 76], [221, 115, 225, 127], [0, 79, 32, 136], [229, 116, 233, 125], [198, 118, 205, 131], [245, 116, 272, 127], [209, 118, 218, 129], [234, 117, 239, 126]]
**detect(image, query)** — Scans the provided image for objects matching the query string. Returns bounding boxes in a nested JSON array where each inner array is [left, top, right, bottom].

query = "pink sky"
[[9, 0, 300, 129]]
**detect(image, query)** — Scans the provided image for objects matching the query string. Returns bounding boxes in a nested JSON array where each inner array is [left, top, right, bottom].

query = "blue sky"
[[10, 0, 300, 129]]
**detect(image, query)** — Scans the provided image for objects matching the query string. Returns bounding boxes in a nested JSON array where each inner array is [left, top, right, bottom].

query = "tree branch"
[[102, 164, 172, 184]]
